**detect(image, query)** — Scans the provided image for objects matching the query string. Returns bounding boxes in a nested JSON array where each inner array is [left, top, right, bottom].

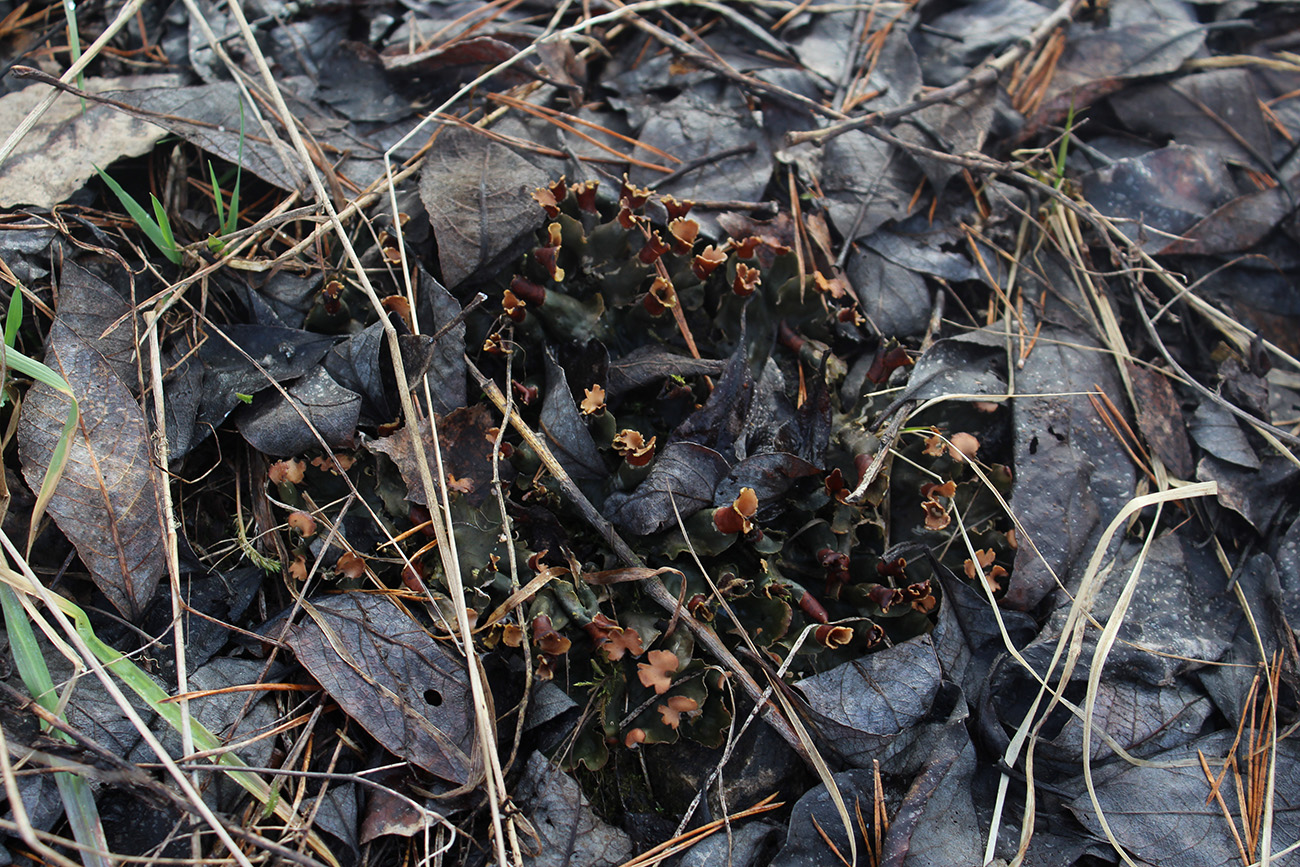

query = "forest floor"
[[0, 1, 1299, 866]]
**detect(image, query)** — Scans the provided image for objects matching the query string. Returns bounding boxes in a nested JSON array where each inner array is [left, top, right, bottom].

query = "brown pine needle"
[[810, 813, 853, 867]]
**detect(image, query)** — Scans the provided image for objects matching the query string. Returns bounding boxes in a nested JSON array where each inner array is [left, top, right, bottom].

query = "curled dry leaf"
[[982, 565, 1008, 593], [692, 245, 727, 280], [733, 262, 761, 296], [661, 195, 693, 220], [667, 217, 700, 254], [532, 614, 571, 657], [714, 486, 759, 534], [644, 276, 676, 316], [923, 428, 946, 457], [336, 551, 367, 579], [868, 584, 904, 612], [612, 429, 656, 467], [921, 479, 957, 499], [963, 548, 998, 580], [311, 453, 355, 473], [814, 624, 854, 648], [604, 626, 645, 661], [638, 231, 671, 265], [922, 498, 951, 531]]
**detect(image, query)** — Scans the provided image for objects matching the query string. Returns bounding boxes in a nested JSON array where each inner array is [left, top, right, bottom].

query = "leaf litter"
[[1, 1, 1300, 866]]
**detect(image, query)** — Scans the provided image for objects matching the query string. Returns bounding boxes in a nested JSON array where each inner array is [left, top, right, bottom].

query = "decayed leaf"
[[17, 319, 166, 622], [367, 404, 502, 506], [285, 593, 481, 786], [0, 74, 179, 208], [604, 442, 730, 535], [419, 126, 558, 288]]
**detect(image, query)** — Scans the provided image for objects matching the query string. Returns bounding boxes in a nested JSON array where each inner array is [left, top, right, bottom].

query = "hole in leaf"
[[424, 688, 443, 707]]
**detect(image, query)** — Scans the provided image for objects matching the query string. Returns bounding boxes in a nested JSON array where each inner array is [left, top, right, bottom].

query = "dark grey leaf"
[[416, 267, 467, 415], [626, 78, 772, 223], [285, 593, 480, 785], [673, 339, 752, 462], [17, 320, 166, 622], [514, 751, 633, 867], [419, 126, 555, 288], [931, 555, 1036, 703], [197, 324, 336, 433], [1005, 333, 1135, 611], [769, 769, 878, 867], [819, 130, 916, 243], [237, 366, 361, 455], [1198, 455, 1298, 532], [325, 322, 437, 425], [713, 452, 819, 511], [158, 330, 204, 460], [864, 227, 981, 283], [1111, 69, 1274, 173], [846, 246, 930, 338], [605, 347, 727, 401], [54, 261, 137, 386], [1068, 731, 1300, 867], [990, 537, 1227, 772], [1199, 554, 1294, 728], [541, 347, 606, 483], [1037, 21, 1204, 120], [796, 636, 944, 773], [604, 442, 730, 536], [107, 81, 305, 191], [915, 0, 1045, 84], [879, 723, 982, 867], [1080, 145, 1237, 253], [1190, 401, 1260, 469], [897, 331, 1008, 405]]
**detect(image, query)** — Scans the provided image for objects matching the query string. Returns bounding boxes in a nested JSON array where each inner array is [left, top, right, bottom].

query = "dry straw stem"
[[615, 792, 783, 867]]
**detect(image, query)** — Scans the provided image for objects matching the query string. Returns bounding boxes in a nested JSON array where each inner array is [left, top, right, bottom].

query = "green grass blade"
[[92, 166, 181, 264], [2, 344, 79, 553], [62, 0, 86, 106], [0, 583, 111, 867], [208, 160, 226, 234], [5, 287, 22, 349], [150, 193, 179, 261]]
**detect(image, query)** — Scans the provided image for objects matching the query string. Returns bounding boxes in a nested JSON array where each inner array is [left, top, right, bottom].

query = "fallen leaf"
[[17, 319, 166, 622], [286, 593, 482, 785]]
